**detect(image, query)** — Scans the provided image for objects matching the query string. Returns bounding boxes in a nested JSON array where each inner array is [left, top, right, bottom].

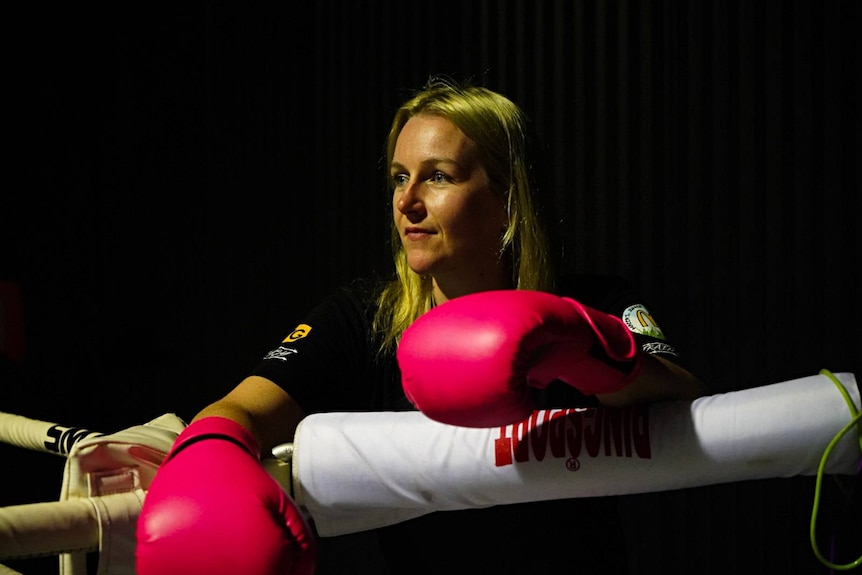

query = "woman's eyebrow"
[[391, 158, 461, 172]]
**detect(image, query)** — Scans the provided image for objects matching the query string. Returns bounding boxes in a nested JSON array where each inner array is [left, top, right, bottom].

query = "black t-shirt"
[[250, 275, 685, 574]]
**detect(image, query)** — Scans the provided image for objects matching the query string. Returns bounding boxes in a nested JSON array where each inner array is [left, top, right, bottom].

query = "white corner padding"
[[291, 372, 861, 537], [58, 413, 185, 575], [0, 412, 186, 575]]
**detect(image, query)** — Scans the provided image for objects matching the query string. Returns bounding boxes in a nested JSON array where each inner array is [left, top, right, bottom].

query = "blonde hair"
[[373, 76, 554, 354]]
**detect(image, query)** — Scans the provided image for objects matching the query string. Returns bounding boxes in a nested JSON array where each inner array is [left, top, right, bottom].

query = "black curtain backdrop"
[[2, 2, 859, 574]]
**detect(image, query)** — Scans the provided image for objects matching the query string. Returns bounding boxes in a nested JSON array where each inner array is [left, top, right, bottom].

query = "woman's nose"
[[396, 181, 425, 215]]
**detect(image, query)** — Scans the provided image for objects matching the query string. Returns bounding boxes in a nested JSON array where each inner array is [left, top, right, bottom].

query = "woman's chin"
[[406, 257, 437, 277]]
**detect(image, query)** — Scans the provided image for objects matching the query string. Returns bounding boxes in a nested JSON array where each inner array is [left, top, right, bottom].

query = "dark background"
[[2, 2, 859, 573]]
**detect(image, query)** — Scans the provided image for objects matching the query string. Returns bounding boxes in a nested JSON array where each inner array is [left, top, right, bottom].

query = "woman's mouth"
[[405, 227, 435, 240]]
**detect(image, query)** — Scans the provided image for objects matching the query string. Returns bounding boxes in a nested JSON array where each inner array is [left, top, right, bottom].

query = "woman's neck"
[[431, 274, 512, 306]]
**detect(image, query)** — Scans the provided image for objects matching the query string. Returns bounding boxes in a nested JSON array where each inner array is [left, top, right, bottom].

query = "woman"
[[137, 76, 708, 575]]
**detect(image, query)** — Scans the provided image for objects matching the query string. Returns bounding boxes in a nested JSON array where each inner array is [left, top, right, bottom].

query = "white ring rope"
[[291, 371, 862, 536], [0, 498, 101, 557], [0, 412, 102, 457]]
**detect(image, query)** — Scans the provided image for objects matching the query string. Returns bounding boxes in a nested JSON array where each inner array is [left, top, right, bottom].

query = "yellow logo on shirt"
[[283, 324, 312, 343], [622, 305, 666, 340]]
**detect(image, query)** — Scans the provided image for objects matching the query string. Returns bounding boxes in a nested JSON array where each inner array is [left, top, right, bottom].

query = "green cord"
[[809, 369, 862, 571]]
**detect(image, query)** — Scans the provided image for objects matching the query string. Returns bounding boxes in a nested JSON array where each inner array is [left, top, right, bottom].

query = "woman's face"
[[391, 114, 509, 301]]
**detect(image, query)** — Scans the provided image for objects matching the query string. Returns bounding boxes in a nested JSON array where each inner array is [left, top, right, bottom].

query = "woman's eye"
[[392, 174, 408, 187], [431, 171, 448, 184]]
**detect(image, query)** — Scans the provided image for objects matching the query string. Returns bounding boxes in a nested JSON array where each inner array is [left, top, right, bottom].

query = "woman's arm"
[[193, 375, 306, 453], [595, 354, 710, 407]]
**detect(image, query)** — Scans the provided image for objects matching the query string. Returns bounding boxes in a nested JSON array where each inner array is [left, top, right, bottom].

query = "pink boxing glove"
[[398, 290, 643, 427], [136, 416, 317, 575]]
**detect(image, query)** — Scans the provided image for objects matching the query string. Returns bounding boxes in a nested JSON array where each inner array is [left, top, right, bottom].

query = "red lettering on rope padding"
[[493, 407, 650, 467]]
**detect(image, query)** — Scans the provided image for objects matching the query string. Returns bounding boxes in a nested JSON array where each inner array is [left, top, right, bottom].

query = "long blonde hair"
[[373, 76, 554, 354]]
